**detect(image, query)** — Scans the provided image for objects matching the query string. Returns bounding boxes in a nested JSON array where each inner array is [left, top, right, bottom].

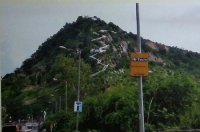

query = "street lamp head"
[[59, 46, 81, 54], [76, 49, 81, 54]]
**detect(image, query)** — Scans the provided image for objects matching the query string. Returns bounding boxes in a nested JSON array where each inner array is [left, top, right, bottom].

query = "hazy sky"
[[1, 1, 200, 77]]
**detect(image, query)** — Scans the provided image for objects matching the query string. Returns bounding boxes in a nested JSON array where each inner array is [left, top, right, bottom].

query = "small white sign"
[[74, 101, 82, 112]]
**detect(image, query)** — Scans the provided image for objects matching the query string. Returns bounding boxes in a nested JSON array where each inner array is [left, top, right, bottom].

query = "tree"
[[143, 67, 197, 130]]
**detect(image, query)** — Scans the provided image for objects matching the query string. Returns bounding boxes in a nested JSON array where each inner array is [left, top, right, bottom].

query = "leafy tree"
[[143, 67, 197, 130]]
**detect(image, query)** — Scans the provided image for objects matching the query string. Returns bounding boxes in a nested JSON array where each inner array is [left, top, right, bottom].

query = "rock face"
[[145, 40, 169, 51], [148, 52, 164, 63], [107, 34, 113, 41], [145, 40, 168, 63], [120, 41, 129, 54]]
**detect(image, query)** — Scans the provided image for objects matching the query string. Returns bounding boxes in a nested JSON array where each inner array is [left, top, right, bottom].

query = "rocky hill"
[[2, 16, 200, 131]]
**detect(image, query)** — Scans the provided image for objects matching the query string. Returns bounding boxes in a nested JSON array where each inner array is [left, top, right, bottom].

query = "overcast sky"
[[1, 1, 200, 77]]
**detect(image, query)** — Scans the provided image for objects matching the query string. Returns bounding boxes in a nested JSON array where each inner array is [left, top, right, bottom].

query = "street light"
[[41, 111, 46, 121], [53, 77, 67, 111], [65, 81, 67, 111], [9, 116, 12, 123], [52, 77, 62, 112], [27, 114, 31, 122], [59, 46, 81, 132]]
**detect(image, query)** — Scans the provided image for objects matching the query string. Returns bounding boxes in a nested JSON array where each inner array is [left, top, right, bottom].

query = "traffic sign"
[[74, 101, 82, 112], [130, 53, 149, 76]]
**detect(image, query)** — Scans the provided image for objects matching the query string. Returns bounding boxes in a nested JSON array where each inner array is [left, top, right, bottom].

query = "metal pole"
[[136, 3, 141, 53], [136, 3, 145, 132], [65, 81, 67, 110], [32, 115, 33, 130], [76, 49, 81, 132], [78, 50, 81, 102], [55, 102, 57, 113], [59, 96, 61, 111], [0, 77, 2, 130]]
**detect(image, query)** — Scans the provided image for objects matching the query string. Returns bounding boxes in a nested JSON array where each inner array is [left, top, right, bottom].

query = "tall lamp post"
[[53, 77, 67, 111], [66, 81, 67, 111], [41, 110, 46, 121], [59, 46, 81, 132]]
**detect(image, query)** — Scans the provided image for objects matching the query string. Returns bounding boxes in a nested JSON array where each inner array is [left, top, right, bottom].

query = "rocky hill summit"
[[4, 15, 199, 82]]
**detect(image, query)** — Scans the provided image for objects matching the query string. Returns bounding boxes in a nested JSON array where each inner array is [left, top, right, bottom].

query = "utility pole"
[[0, 77, 2, 130], [55, 102, 57, 113], [65, 81, 67, 110], [59, 96, 61, 111], [59, 46, 81, 132], [76, 49, 81, 132], [136, 3, 145, 132]]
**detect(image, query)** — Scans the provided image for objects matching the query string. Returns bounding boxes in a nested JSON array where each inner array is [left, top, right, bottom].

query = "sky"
[[1, 1, 200, 77]]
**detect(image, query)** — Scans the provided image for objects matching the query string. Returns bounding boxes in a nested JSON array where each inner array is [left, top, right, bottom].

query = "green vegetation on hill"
[[2, 16, 200, 131]]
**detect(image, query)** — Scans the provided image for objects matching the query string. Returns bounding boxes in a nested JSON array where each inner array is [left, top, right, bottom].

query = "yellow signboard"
[[130, 53, 149, 76]]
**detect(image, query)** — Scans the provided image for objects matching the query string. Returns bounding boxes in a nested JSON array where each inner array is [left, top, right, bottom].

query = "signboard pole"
[[136, 3, 145, 132]]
